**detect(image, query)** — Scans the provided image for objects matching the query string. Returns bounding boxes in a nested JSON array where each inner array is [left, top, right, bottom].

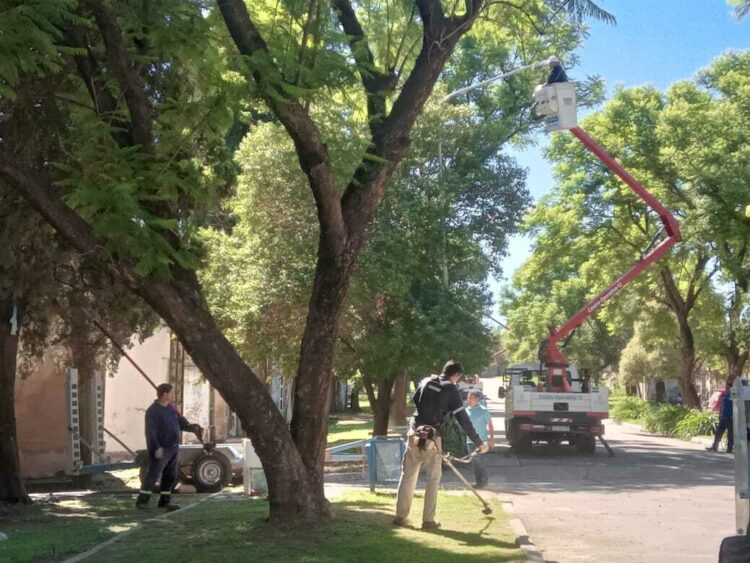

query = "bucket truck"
[[504, 59, 682, 454]]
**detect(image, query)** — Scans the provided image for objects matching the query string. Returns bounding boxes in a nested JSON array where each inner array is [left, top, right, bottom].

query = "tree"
[[658, 51, 750, 381], [0, 0, 612, 522], [729, 0, 750, 19]]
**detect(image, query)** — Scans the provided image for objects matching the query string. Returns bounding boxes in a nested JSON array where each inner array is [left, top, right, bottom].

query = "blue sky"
[[493, 0, 750, 310]]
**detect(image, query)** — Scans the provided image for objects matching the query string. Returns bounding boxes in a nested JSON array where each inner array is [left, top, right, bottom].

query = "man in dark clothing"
[[136, 383, 203, 510], [393, 360, 488, 530], [707, 382, 734, 453]]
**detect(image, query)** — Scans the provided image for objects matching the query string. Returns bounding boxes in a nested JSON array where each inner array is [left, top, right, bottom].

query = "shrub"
[[673, 410, 717, 440], [611, 396, 650, 423], [641, 404, 690, 437]]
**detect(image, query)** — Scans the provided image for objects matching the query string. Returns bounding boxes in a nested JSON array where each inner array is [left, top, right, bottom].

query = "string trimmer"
[[442, 450, 493, 515]]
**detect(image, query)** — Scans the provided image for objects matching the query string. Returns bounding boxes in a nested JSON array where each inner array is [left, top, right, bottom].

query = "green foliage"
[[728, 0, 750, 20], [612, 395, 716, 439], [611, 396, 650, 423], [0, 0, 85, 98], [641, 403, 689, 436], [673, 410, 717, 439]]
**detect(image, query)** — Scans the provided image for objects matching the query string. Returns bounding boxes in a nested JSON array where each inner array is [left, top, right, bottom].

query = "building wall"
[[16, 351, 71, 479], [104, 328, 171, 455], [104, 327, 235, 455]]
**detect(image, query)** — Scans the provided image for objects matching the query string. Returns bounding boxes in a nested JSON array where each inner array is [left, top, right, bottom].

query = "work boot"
[[474, 482, 488, 489], [421, 521, 441, 530], [158, 493, 180, 511], [705, 445, 717, 452], [135, 492, 151, 509], [392, 516, 407, 527]]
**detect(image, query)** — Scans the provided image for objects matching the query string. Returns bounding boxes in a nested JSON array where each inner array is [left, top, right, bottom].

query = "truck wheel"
[[191, 453, 231, 493], [719, 535, 750, 563], [575, 435, 596, 454]]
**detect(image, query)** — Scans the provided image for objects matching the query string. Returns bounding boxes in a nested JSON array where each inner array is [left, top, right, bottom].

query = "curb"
[[611, 420, 715, 446], [502, 501, 545, 562]]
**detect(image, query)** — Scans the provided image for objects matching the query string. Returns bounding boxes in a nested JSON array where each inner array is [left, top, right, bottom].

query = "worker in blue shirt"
[[707, 382, 733, 454], [136, 383, 203, 510], [466, 390, 494, 488]]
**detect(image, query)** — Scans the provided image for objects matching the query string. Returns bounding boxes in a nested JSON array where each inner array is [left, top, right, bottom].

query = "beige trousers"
[[395, 434, 442, 523]]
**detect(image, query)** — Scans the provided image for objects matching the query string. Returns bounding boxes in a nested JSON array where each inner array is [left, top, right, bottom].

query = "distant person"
[[136, 383, 203, 510], [393, 360, 488, 530], [707, 382, 733, 454], [466, 390, 494, 488]]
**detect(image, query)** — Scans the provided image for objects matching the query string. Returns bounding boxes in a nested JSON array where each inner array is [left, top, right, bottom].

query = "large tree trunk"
[[661, 265, 706, 409], [0, 298, 30, 503], [133, 267, 324, 521], [363, 376, 395, 437], [725, 348, 748, 386], [349, 385, 361, 413], [389, 372, 408, 428], [675, 313, 701, 408]]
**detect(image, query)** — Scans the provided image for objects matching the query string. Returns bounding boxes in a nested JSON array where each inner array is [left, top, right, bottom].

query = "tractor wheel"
[[719, 535, 750, 563], [575, 434, 596, 454], [191, 453, 231, 493]]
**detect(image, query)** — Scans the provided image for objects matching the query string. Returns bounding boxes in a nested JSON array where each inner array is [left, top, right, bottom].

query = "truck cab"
[[504, 362, 608, 454]]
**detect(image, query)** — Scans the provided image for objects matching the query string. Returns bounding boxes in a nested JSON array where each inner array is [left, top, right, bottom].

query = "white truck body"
[[504, 362, 608, 453]]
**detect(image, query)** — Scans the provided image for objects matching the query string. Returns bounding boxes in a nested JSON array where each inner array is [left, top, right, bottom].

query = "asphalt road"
[[467, 377, 736, 563]]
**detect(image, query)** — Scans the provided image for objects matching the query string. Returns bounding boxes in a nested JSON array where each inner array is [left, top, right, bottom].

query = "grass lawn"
[[0, 494, 156, 562], [89, 490, 525, 562], [327, 416, 374, 448]]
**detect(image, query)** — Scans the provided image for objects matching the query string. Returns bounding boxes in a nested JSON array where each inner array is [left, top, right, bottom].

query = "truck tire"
[[719, 535, 750, 563], [575, 434, 596, 454], [191, 452, 231, 493]]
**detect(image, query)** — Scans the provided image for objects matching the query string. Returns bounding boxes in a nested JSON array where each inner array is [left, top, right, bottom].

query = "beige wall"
[[16, 351, 71, 479], [104, 328, 171, 454]]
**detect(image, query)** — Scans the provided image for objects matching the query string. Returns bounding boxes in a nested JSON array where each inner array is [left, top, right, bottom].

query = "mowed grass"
[[90, 490, 525, 562], [0, 495, 155, 562]]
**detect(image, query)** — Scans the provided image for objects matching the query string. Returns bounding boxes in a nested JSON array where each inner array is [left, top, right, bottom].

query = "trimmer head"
[[482, 506, 493, 515]]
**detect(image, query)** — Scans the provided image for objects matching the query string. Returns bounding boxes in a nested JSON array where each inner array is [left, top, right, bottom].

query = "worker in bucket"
[[466, 390, 494, 488], [136, 383, 203, 511], [393, 360, 489, 530]]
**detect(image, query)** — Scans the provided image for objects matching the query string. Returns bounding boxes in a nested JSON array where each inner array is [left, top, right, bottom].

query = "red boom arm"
[[540, 127, 681, 387]]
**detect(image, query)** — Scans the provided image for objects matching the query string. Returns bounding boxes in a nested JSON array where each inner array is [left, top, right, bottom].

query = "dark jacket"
[[411, 375, 483, 447], [719, 392, 733, 421], [145, 401, 191, 453]]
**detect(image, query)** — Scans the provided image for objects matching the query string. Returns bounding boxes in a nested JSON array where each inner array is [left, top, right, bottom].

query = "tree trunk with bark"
[[661, 263, 708, 409], [0, 298, 30, 503], [364, 376, 395, 437], [389, 372, 408, 428], [349, 385, 361, 412]]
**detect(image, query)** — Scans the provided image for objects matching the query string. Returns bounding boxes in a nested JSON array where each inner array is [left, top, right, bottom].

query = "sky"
[[492, 0, 750, 311]]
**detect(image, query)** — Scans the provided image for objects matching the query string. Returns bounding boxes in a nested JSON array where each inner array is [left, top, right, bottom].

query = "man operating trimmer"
[[135, 383, 203, 511], [393, 360, 489, 529]]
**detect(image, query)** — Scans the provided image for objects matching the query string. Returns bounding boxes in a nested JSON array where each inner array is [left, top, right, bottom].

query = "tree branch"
[[83, 0, 154, 152], [340, 0, 466, 231], [331, 0, 397, 130], [216, 0, 346, 255]]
